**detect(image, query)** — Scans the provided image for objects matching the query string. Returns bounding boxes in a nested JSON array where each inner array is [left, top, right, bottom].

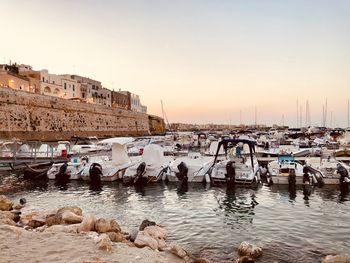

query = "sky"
[[1, 0, 350, 127]]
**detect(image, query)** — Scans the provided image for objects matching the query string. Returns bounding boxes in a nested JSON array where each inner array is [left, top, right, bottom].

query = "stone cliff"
[[0, 87, 165, 141]]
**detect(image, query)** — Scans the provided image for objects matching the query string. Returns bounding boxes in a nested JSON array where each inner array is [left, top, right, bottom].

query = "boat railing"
[[0, 140, 67, 165]]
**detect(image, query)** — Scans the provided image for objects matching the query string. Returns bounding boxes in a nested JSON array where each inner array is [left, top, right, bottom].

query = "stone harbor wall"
[[0, 87, 165, 141]]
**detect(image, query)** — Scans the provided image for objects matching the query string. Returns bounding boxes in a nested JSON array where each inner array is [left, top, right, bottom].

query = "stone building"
[[70, 75, 111, 106], [111, 90, 130, 110], [118, 91, 147, 113], [0, 64, 35, 92]]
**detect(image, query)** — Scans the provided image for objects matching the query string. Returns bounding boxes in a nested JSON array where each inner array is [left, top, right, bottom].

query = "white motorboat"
[[123, 144, 173, 185], [267, 155, 305, 185], [162, 152, 214, 183], [80, 137, 139, 182], [47, 156, 91, 180], [208, 139, 261, 185], [306, 157, 350, 184], [71, 136, 101, 154]]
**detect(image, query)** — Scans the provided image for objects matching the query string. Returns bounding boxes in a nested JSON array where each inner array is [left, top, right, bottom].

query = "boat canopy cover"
[[99, 137, 135, 145], [213, 139, 256, 168], [112, 143, 131, 166], [142, 144, 165, 165]]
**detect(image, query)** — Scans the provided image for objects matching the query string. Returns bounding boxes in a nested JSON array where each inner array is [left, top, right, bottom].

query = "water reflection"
[[3, 180, 350, 262]]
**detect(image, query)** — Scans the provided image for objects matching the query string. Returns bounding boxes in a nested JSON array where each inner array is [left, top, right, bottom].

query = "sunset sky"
[[1, 0, 349, 127]]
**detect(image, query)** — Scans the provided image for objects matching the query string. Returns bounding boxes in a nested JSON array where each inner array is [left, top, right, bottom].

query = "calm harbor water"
[[5, 180, 350, 263]]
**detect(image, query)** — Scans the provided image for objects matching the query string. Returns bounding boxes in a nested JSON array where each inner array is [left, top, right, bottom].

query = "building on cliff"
[[70, 75, 111, 107], [0, 64, 37, 93], [1, 62, 146, 113]]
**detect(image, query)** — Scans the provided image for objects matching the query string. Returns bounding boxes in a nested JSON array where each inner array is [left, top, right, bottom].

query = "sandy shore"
[[0, 224, 185, 263]]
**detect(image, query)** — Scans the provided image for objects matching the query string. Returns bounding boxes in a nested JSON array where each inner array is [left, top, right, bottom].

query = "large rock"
[[60, 211, 83, 224], [45, 207, 82, 226], [139, 219, 156, 231], [0, 195, 13, 211], [322, 254, 350, 263], [134, 231, 159, 250], [56, 206, 83, 217], [20, 211, 46, 228], [144, 225, 168, 240], [168, 243, 192, 260], [78, 214, 95, 232], [45, 214, 61, 226], [0, 211, 20, 222], [94, 218, 121, 233], [95, 233, 112, 252], [237, 242, 263, 259]]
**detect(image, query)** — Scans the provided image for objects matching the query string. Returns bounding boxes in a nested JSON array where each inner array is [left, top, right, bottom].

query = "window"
[[42, 77, 45, 82], [73, 85, 75, 91], [53, 80, 55, 84], [64, 83, 67, 89]]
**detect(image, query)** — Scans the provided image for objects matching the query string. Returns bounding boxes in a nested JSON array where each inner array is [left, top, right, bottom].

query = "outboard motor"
[[55, 163, 70, 184], [288, 169, 296, 189], [175, 143, 182, 151], [288, 169, 297, 199], [303, 166, 311, 185], [89, 163, 102, 185], [134, 162, 146, 185], [338, 164, 349, 194], [176, 162, 188, 184], [225, 161, 236, 186]]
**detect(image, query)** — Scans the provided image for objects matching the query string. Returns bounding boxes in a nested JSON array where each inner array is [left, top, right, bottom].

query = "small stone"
[[106, 231, 126, 243], [95, 233, 112, 252], [14, 204, 25, 210]]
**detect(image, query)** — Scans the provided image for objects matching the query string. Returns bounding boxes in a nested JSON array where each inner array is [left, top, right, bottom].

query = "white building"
[[40, 70, 81, 99]]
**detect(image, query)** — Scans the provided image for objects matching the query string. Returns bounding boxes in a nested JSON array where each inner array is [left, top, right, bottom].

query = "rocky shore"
[[0, 194, 349, 263]]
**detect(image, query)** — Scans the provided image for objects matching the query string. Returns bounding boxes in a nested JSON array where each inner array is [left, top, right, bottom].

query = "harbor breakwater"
[[0, 87, 165, 141]]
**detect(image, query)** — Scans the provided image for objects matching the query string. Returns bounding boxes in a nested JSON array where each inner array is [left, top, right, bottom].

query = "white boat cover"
[[112, 143, 131, 166], [142, 144, 165, 165]]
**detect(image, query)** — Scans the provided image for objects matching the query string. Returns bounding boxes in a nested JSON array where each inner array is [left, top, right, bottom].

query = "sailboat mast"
[[254, 105, 257, 127], [297, 99, 299, 128], [348, 99, 350, 127]]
